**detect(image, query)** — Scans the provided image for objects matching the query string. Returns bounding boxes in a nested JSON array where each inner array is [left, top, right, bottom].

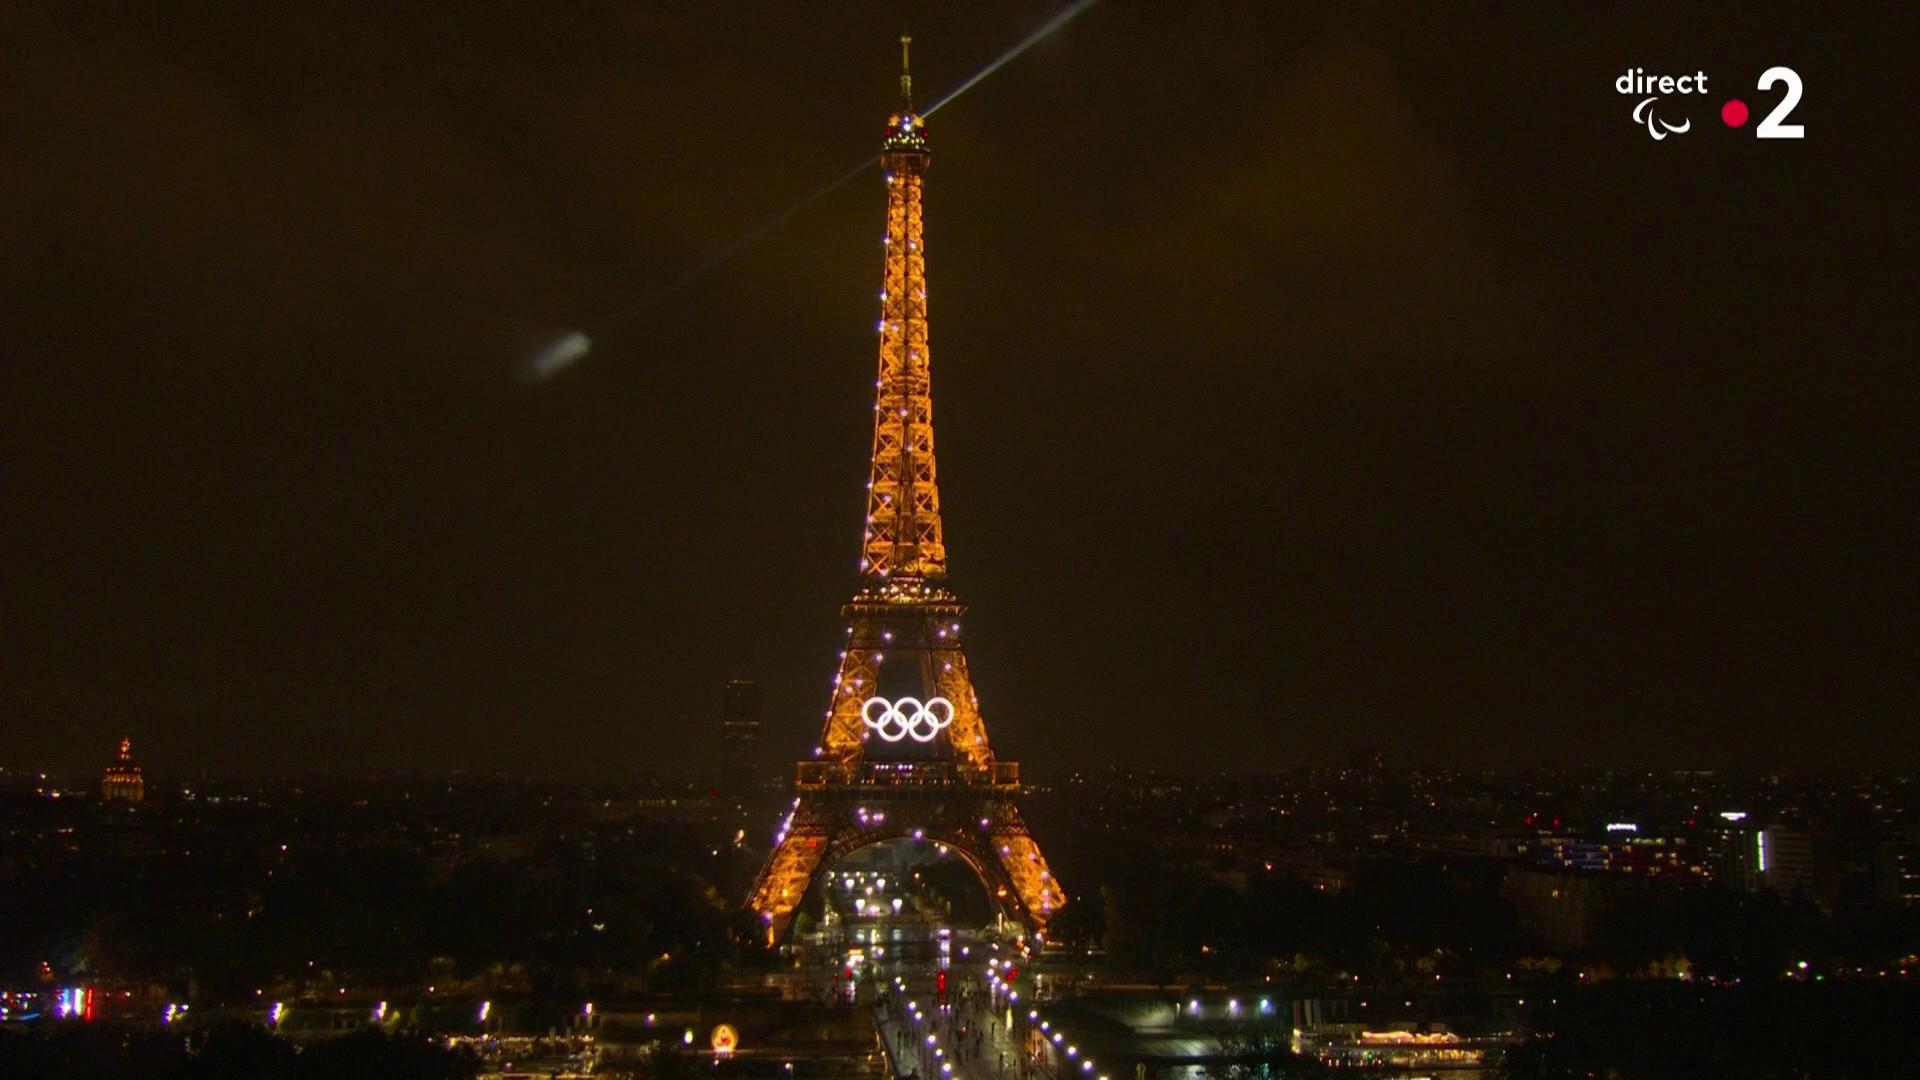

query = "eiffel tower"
[[748, 37, 1064, 945]]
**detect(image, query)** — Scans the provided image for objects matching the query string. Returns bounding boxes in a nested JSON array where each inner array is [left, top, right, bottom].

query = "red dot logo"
[[1721, 99, 1750, 127]]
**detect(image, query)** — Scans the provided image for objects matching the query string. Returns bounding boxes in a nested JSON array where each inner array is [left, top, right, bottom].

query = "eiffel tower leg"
[[749, 799, 830, 946], [985, 804, 1066, 936]]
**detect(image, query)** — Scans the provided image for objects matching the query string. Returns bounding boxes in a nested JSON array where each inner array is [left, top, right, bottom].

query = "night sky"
[[3, 3, 1913, 778]]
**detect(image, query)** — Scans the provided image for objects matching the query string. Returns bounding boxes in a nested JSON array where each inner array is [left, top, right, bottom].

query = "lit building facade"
[[1703, 811, 1763, 891], [1758, 826, 1837, 904], [100, 737, 144, 804], [1875, 838, 1920, 905]]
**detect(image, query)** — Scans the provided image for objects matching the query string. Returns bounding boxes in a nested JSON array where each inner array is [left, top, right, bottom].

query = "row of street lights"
[[897, 984, 958, 1079], [1025, 1008, 1107, 1080]]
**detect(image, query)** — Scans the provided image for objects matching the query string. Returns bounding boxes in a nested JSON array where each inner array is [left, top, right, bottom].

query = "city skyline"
[[4, 3, 1913, 780]]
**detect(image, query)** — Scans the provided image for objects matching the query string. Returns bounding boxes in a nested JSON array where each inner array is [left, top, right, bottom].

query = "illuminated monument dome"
[[748, 39, 1065, 942], [101, 737, 144, 804]]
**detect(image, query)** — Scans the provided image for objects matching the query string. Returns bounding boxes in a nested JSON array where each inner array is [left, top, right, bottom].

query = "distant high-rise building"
[[101, 737, 144, 804], [1759, 826, 1838, 904], [1875, 838, 1920, 905], [721, 679, 761, 798], [1704, 811, 1763, 891]]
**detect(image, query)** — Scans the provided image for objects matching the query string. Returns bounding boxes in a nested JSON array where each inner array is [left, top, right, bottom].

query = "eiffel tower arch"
[[748, 38, 1064, 945]]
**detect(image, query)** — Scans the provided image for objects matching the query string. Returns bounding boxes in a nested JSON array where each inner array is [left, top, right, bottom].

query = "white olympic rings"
[[860, 695, 954, 743]]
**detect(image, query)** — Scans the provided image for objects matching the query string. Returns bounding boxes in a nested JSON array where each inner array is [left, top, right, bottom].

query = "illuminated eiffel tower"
[[748, 38, 1064, 944]]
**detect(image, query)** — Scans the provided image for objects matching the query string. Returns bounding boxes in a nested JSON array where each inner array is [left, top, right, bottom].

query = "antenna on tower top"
[[899, 32, 913, 107]]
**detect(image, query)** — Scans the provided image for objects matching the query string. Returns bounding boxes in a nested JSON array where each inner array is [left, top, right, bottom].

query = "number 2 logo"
[[1755, 66, 1804, 139]]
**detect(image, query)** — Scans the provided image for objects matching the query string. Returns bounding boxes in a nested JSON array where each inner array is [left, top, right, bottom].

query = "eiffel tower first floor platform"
[[747, 759, 1065, 945]]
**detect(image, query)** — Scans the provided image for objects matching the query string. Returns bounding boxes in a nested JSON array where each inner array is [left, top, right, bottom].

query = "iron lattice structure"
[[748, 42, 1064, 944]]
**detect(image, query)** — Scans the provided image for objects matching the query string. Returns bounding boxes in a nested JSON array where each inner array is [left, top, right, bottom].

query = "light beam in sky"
[[923, 0, 1100, 118], [523, 1, 1101, 382]]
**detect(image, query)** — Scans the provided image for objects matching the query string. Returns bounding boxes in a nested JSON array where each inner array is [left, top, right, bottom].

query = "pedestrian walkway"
[[875, 978, 1034, 1080]]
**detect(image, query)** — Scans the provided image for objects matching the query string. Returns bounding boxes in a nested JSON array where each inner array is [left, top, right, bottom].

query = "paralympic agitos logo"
[[1616, 65, 1806, 141], [1618, 67, 1708, 139]]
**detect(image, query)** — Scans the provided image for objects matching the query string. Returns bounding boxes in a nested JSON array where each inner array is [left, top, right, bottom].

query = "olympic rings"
[[860, 695, 954, 743]]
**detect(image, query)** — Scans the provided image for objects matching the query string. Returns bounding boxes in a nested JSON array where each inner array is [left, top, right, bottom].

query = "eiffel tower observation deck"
[[747, 38, 1064, 946]]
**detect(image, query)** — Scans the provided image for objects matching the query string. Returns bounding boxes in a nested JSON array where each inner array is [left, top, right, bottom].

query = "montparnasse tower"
[[747, 38, 1064, 944]]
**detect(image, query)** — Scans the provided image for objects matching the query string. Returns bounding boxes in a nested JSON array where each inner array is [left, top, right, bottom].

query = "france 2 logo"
[[1616, 65, 1805, 141]]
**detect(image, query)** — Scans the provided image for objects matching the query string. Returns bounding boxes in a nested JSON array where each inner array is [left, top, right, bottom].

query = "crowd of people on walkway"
[[877, 971, 1028, 1080]]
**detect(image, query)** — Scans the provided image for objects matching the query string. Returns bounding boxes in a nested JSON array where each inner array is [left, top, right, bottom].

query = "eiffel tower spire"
[[899, 31, 913, 108], [747, 41, 1064, 945], [863, 55, 942, 582]]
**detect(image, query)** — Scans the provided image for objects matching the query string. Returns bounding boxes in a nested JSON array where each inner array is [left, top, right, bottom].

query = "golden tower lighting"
[[101, 736, 145, 804], [748, 38, 1064, 943]]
